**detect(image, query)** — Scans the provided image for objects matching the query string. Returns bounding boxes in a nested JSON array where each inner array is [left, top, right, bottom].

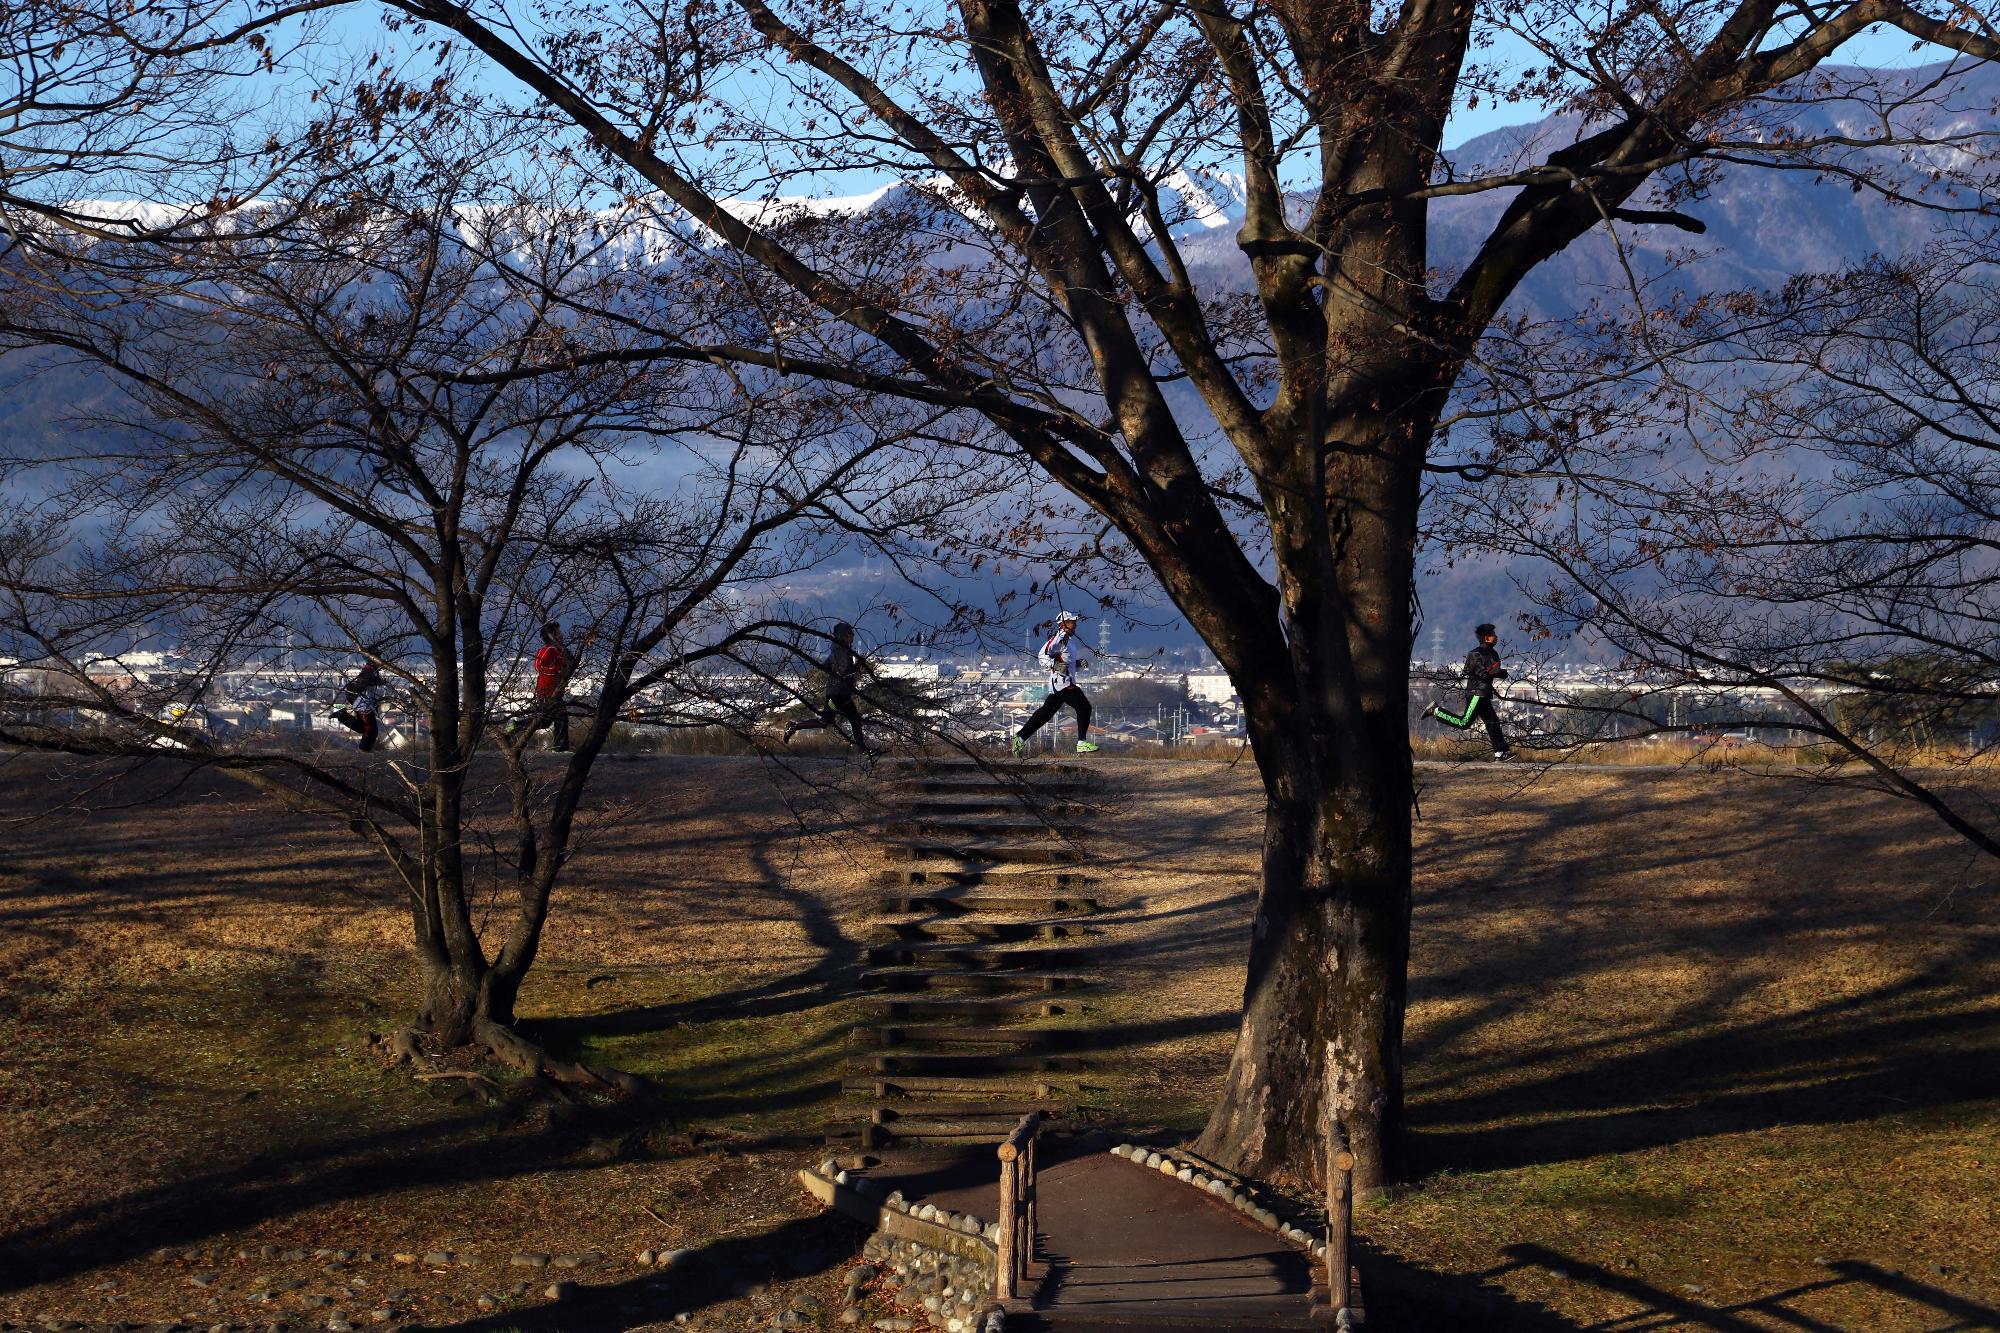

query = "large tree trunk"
[[416, 948, 492, 1046], [1196, 392, 1425, 1192], [1194, 741, 1413, 1193]]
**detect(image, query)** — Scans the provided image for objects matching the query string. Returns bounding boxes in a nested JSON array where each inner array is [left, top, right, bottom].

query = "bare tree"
[[20, 0, 2000, 1185], [1446, 235, 2000, 859], [0, 138, 990, 1081], [0, 0, 424, 245]]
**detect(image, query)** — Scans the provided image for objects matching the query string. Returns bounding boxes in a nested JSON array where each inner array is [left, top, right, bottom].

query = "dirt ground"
[[0, 749, 1994, 1331]]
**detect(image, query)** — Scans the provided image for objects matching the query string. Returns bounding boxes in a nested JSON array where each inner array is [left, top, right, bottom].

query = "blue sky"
[[1442, 23, 1957, 147], [309, 6, 1964, 182]]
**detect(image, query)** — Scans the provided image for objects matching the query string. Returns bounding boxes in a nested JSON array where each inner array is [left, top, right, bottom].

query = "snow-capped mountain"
[[698, 163, 1249, 242]]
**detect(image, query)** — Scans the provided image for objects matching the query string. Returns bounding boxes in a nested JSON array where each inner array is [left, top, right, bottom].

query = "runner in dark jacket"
[[784, 622, 871, 751], [1428, 623, 1512, 759]]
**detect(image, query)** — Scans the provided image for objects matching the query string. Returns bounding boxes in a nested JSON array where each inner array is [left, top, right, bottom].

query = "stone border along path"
[[826, 757, 1111, 1155], [799, 1159, 1007, 1332]]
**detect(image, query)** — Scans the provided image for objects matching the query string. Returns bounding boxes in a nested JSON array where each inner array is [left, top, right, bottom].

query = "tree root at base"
[[377, 1021, 647, 1098], [473, 1017, 649, 1096]]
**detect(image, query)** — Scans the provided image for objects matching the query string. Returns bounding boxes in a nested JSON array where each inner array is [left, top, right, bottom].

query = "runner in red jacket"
[[510, 622, 573, 751]]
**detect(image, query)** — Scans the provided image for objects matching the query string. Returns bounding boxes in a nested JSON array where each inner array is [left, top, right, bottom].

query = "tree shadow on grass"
[[1406, 972, 2000, 1175], [0, 1047, 858, 1297], [531, 840, 863, 1048], [403, 1210, 869, 1331], [1354, 1235, 1585, 1332], [1353, 1239, 2000, 1331], [0, 766, 883, 1298], [1485, 1244, 2000, 1332], [0, 1095, 677, 1295]]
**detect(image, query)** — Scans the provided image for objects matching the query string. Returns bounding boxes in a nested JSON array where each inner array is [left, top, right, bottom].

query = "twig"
[[414, 1071, 499, 1087]]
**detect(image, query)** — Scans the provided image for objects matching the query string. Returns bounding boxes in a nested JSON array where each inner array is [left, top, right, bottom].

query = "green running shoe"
[[1075, 740, 1100, 754], [1010, 734, 1027, 759]]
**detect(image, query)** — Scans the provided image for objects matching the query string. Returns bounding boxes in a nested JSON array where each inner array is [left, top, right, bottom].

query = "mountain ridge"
[[8, 61, 1996, 649]]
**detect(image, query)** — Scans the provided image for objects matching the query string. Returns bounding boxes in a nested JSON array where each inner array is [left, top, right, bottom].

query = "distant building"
[[1186, 671, 1237, 706], [875, 659, 941, 682]]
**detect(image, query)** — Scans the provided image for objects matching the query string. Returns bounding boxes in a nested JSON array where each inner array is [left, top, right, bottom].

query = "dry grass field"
[[0, 749, 1994, 1331]]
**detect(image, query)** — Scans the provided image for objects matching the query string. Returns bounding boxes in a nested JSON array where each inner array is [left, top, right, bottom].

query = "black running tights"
[[1019, 686, 1091, 742]]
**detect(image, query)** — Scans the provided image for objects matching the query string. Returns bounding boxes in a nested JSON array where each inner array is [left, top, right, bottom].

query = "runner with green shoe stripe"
[[1428, 622, 1513, 761]]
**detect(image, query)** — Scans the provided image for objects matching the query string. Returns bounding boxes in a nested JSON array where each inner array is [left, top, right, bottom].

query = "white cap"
[[1056, 610, 1080, 623]]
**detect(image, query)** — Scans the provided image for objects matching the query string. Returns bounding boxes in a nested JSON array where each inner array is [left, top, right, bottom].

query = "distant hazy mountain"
[[6, 63, 1989, 652]]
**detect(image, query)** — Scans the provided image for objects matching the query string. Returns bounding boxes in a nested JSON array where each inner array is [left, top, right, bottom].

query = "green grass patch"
[[518, 964, 861, 1132]]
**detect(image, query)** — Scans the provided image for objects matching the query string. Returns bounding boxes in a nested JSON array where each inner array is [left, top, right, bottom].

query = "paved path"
[[875, 1147, 1314, 1330], [1025, 1152, 1313, 1327]]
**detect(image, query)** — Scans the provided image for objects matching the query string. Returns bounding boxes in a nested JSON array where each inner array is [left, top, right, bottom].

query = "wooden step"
[[888, 776, 1096, 797], [857, 1051, 1086, 1074], [897, 796, 1094, 817], [860, 994, 1081, 1019], [878, 867, 1096, 890], [858, 966, 1093, 993], [864, 941, 1097, 969], [888, 758, 1093, 777], [825, 1119, 1020, 1146], [882, 816, 1090, 840], [868, 1098, 1051, 1120], [883, 841, 1085, 865], [1004, 1312, 1315, 1331], [827, 1117, 1028, 1142], [874, 919, 1091, 943], [856, 1025, 1080, 1049], [842, 1075, 1070, 1097], [878, 890, 1104, 916]]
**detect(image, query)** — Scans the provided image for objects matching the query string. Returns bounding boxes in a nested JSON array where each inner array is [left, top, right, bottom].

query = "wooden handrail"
[[995, 1110, 1045, 1299], [998, 1109, 1044, 1160], [1325, 1116, 1354, 1318]]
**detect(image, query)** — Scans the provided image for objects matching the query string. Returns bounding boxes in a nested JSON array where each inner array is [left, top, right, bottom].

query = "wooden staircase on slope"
[[828, 756, 1108, 1153]]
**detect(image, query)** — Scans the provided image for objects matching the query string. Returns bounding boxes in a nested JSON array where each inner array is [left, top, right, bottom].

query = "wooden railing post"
[[996, 1153, 1019, 1299], [1325, 1115, 1354, 1317], [995, 1109, 1044, 1302], [1024, 1131, 1038, 1256]]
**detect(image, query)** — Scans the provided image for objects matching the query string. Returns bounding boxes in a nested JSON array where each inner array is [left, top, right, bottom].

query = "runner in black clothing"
[[1427, 622, 1513, 760], [784, 622, 871, 751], [331, 659, 382, 752]]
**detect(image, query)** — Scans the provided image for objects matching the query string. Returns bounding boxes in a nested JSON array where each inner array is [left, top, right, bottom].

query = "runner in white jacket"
[[1012, 611, 1098, 756]]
